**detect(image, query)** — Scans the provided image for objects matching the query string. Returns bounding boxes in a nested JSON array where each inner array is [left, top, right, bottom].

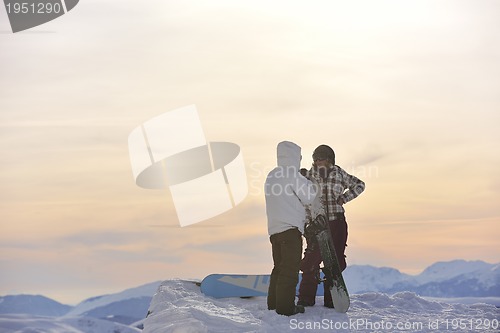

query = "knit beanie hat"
[[312, 144, 335, 165]]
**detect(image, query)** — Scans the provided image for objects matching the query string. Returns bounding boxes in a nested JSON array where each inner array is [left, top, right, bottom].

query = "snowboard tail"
[[307, 214, 350, 313]]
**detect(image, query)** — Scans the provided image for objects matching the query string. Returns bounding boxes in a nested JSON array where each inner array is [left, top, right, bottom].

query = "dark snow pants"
[[267, 228, 302, 316], [298, 213, 348, 305]]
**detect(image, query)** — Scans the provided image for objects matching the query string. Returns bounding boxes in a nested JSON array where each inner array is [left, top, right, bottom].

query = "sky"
[[1, 0, 499, 305]]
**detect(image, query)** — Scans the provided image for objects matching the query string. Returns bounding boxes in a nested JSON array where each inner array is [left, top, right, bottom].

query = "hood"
[[276, 141, 301, 169]]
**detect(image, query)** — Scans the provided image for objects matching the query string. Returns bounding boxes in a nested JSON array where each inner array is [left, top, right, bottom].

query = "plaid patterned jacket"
[[306, 165, 365, 219]]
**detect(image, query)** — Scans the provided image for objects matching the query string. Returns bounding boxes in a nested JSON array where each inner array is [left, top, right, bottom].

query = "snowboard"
[[306, 213, 350, 313], [200, 273, 324, 298]]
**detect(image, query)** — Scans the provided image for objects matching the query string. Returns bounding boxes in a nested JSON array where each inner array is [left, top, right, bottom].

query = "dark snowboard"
[[306, 214, 350, 313]]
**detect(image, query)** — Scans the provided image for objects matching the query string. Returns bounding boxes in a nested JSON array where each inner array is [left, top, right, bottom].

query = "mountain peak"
[[0, 294, 72, 316], [66, 281, 162, 318], [418, 260, 493, 284]]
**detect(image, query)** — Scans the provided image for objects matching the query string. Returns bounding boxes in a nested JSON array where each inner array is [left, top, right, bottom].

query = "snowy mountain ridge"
[[416, 260, 494, 284], [65, 280, 161, 318], [0, 294, 72, 316], [0, 260, 498, 332], [344, 259, 500, 297]]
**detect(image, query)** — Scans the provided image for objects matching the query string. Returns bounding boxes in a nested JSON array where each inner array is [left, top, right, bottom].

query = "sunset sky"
[[1, 0, 499, 305]]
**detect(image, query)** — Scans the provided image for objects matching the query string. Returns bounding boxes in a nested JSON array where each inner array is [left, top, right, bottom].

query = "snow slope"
[[143, 280, 500, 333], [61, 281, 161, 325], [344, 260, 499, 297], [1, 261, 497, 332], [66, 281, 161, 317], [0, 295, 71, 316], [343, 265, 412, 293], [0, 314, 140, 333]]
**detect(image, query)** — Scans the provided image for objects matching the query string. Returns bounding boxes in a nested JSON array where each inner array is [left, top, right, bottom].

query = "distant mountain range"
[[0, 281, 162, 328], [0, 294, 72, 316], [344, 259, 499, 297], [0, 260, 498, 328], [64, 281, 161, 325]]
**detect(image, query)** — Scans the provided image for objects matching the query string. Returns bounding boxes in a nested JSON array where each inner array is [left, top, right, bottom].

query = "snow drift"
[[143, 279, 499, 333]]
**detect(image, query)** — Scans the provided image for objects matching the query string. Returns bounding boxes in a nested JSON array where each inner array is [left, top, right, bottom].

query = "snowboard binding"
[[305, 214, 328, 238]]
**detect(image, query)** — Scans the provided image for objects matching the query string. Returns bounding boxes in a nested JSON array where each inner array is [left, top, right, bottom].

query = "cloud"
[[59, 230, 151, 247], [192, 234, 268, 255]]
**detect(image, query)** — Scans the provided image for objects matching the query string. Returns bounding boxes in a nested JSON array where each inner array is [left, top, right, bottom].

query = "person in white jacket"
[[265, 141, 318, 316]]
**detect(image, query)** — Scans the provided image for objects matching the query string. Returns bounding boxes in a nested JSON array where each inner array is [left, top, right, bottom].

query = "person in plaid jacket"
[[297, 144, 365, 308]]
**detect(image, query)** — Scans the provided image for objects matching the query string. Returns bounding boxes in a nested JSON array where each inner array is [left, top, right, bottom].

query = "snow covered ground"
[[1, 261, 498, 332], [144, 280, 499, 333], [0, 314, 141, 333]]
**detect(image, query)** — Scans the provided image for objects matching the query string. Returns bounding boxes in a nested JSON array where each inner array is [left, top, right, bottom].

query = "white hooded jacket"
[[265, 141, 318, 236]]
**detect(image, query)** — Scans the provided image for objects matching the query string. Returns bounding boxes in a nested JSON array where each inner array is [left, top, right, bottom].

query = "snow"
[[416, 260, 493, 284], [423, 297, 500, 306], [342, 261, 500, 297], [144, 280, 500, 333], [1, 261, 498, 332], [343, 265, 411, 293], [0, 314, 140, 333], [65, 281, 161, 317]]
